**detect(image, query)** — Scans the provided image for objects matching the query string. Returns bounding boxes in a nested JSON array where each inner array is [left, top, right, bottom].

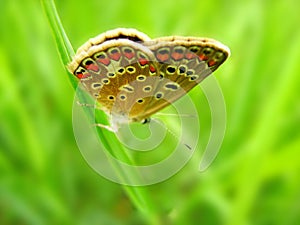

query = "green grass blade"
[[40, 1, 161, 224]]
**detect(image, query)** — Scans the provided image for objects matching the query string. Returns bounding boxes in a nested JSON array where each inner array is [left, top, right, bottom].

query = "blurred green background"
[[1, 0, 300, 224]]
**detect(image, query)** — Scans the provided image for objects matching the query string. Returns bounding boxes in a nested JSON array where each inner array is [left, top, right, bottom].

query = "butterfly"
[[68, 28, 230, 132]]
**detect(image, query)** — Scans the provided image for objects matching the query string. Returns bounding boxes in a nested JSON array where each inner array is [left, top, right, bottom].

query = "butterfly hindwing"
[[140, 37, 229, 115]]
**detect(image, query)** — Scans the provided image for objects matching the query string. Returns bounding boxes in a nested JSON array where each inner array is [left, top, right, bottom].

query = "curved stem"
[[40, 1, 161, 224]]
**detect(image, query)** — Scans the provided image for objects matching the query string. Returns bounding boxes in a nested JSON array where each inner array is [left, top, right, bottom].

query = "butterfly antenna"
[[151, 118, 192, 151], [155, 112, 197, 118]]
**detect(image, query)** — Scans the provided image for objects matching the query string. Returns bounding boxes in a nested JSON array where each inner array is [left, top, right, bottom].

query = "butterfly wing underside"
[[68, 28, 230, 125]]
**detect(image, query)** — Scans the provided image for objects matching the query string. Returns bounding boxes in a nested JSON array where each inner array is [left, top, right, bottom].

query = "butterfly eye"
[[141, 118, 151, 124]]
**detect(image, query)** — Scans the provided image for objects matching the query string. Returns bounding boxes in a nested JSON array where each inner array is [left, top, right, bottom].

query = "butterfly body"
[[68, 28, 230, 131]]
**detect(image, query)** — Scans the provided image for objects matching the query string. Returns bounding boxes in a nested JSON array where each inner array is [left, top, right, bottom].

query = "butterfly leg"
[[76, 101, 117, 132], [92, 123, 117, 132], [76, 101, 97, 108]]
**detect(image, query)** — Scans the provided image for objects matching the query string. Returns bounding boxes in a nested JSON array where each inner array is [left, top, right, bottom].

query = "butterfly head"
[[108, 111, 151, 132]]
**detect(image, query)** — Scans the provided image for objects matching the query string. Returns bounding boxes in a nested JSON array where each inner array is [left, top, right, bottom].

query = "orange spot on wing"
[[171, 52, 184, 61], [97, 58, 111, 66], [185, 52, 197, 59], [208, 60, 216, 67], [86, 64, 99, 72], [76, 72, 91, 79], [156, 53, 169, 62], [124, 52, 135, 59], [199, 54, 208, 61], [139, 58, 148, 66], [110, 52, 121, 61], [75, 73, 83, 79], [149, 65, 156, 73]]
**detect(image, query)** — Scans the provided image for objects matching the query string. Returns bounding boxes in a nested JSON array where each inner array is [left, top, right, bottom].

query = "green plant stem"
[[41, 0, 161, 224]]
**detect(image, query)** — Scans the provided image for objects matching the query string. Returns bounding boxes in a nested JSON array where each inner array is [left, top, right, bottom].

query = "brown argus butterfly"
[[68, 28, 230, 132]]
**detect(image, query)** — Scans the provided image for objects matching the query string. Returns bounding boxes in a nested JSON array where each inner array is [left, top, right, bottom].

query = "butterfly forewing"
[[71, 39, 160, 118]]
